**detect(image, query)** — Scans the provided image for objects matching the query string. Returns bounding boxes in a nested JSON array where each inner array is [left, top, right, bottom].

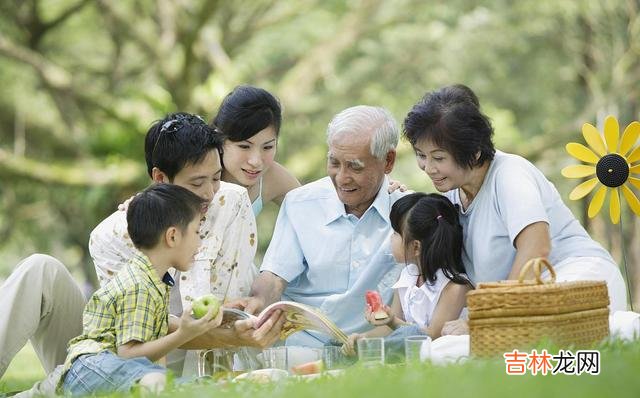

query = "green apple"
[[191, 294, 221, 319]]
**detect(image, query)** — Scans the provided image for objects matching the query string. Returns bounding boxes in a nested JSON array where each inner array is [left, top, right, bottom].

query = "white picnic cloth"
[[421, 335, 469, 365], [609, 310, 640, 341]]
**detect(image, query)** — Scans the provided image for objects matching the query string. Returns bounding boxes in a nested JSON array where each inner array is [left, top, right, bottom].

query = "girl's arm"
[[343, 291, 405, 355], [422, 282, 471, 339], [118, 305, 222, 361], [506, 221, 551, 280], [264, 162, 301, 205]]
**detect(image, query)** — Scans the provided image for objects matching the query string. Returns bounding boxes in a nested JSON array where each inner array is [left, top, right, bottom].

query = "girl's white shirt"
[[392, 264, 467, 327]]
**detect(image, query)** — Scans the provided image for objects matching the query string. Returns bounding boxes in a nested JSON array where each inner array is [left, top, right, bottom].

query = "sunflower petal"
[[604, 115, 620, 153], [619, 121, 640, 156], [566, 143, 600, 164], [561, 164, 596, 178], [569, 177, 599, 200], [582, 123, 607, 157], [628, 146, 640, 164], [621, 185, 640, 216], [631, 164, 640, 175], [588, 186, 608, 218], [630, 177, 640, 190], [609, 188, 620, 224]]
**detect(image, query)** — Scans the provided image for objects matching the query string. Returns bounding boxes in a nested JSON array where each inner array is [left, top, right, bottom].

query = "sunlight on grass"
[[0, 344, 45, 393]]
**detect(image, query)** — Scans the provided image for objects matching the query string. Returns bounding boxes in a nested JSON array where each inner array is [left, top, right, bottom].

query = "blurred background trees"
[[0, 0, 638, 306]]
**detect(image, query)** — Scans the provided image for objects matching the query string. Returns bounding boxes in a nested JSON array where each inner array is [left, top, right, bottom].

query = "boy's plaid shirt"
[[64, 253, 173, 369]]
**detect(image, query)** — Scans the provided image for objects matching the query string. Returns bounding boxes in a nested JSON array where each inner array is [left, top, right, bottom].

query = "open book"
[[222, 301, 349, 345]]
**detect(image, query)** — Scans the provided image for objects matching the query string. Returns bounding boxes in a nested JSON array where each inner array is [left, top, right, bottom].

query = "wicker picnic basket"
[[467, 257, 610, 357]]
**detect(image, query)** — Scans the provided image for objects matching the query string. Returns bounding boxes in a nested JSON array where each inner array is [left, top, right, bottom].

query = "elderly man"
[[246, 105, 405, 347]]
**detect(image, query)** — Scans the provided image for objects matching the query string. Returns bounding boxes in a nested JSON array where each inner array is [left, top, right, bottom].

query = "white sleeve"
[[89, 211, 141, 287]]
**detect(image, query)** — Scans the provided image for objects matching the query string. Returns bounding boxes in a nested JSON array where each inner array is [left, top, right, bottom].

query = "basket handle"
[[517, 257, 556, 284]]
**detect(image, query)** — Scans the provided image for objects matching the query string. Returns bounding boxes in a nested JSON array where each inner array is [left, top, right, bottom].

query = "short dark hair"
[[390, 192, 470, 286], [145, 112, 224, 180], [403, 84, 495, 169], [211, 85, 282, 142], [127, 184, 206, 250]]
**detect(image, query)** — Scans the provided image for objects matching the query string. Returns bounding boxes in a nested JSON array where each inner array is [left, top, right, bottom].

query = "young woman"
[[211, 85, 300, 216]]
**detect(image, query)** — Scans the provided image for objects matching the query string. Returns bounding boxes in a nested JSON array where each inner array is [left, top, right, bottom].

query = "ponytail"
[[422, 211, 470, 286], [391, 193, 471, 287]]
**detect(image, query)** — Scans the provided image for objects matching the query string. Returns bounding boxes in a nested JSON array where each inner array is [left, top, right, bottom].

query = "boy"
[[61, 184, 222, 395]]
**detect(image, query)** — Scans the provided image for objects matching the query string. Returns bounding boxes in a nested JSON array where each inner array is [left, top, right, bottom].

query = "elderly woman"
[[402, 84, 627, 328]]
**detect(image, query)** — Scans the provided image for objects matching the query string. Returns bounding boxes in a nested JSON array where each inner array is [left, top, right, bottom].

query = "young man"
[[61, 184, 222, 395], [89, 113, 283, 375], [1, 113, 284, 393]]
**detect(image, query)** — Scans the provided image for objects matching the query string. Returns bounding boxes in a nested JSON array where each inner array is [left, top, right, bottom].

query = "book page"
[[256, 301, 349, 345]]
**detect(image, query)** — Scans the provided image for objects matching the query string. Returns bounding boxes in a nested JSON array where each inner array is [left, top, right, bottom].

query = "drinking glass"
[[404, 335, 431, 363], [263, 346, 288, 371], [197, 348, 235, 377], [357, 337, 385, 366]]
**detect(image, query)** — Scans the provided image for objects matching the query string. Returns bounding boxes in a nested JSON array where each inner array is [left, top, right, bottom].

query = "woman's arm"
[[264, 162, 301, 205], [423, 282, 471, 339], [507, 221, 551, 280]]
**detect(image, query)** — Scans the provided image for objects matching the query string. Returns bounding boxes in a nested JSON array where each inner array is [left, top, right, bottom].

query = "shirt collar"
[[392, 264, 446, 302], [130, 253, 175, 289], [324, 176, 391, 225]]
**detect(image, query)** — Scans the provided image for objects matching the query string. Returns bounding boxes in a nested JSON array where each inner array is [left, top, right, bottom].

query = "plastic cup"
[[404, 335, 431, 363], [357, 337, 385, 366], [263, 346, 288, 371]]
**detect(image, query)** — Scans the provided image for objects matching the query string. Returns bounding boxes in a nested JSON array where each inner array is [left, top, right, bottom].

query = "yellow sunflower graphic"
[[561, 115, 640, 224]]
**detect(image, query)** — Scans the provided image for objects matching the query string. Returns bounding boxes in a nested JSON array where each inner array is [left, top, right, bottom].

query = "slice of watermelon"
[[291, 359, 324, 375], [365, 290, 388, 320]]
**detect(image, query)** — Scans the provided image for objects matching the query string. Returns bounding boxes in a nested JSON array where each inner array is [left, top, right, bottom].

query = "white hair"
[[326, 105, 399, 160]]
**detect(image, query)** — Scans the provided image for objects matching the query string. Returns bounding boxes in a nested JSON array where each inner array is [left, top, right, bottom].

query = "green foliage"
[[0, 0, 639, 294]]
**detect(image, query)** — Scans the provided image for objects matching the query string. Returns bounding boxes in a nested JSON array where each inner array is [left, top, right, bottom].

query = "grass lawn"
[[1, 344, 45, 393], [2, 340, 639, 397]]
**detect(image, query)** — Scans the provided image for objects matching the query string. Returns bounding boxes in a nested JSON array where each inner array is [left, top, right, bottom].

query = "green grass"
[[3, 340, 640, 397], [0, 344, 45, 393]]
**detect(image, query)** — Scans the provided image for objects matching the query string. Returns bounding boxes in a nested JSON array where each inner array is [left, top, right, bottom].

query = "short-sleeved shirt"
[[64, 254, 173, 370], [261, 176, 405, 347], [392, 265, 458, 328], [89, 181, 258, 304], [445, 150, 613, 284]]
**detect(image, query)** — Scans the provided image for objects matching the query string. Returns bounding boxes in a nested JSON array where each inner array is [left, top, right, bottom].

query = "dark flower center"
[[595, 153, 629, 187]]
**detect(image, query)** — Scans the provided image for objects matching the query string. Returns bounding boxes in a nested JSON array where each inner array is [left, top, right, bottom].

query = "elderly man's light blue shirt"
[[260, 176, 405, 347]]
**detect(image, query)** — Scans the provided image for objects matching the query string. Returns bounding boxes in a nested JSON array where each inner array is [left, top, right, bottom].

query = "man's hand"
[[441, 319, 469, 336], [342, 333, 363, 356], [232, 310, 286, 348]]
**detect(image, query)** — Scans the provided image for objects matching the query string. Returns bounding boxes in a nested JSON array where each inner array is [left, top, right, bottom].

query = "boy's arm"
[[168, 311, 287, 349], [118, 305, 222, 361]]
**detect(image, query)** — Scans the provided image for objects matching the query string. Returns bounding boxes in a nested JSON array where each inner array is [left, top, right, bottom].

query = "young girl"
[[344, 192, 472, 355], [211, 85, 300, 216]]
